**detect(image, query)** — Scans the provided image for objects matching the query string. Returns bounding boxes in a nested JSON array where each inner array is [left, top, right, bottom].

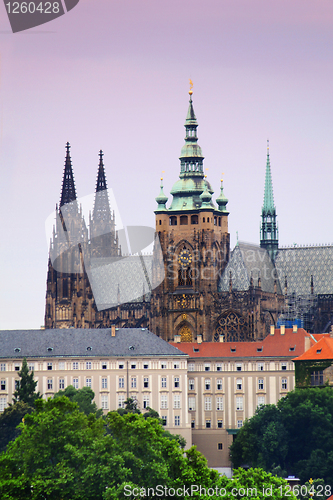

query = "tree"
[[230, 387, 333, 486], [0, 398, 297, 500], [12, 358, 41, 406], [54, 385, 102, 416], [0, 401, 34, 453]]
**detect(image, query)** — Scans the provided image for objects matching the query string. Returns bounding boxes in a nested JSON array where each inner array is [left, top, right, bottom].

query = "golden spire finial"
[[189, 79, 193, 95], [267, 139, 269, 151]]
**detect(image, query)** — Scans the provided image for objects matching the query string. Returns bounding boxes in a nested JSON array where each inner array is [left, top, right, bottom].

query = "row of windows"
[[189, 396, 224, 411], [188, 362, 290, 372], [167, 215, 223, 226], [0, 361, 183, 372]]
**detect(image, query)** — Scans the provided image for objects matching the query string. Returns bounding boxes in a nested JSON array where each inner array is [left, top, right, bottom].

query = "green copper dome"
[[155, 179, 168, 211], [216, 180, 229, 213]]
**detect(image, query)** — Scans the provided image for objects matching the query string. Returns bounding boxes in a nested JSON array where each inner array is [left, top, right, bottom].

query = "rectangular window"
[[236, 396, 243, 411], [218, 442, 223, 450], [258, 379, 264, 390], [175, 415, 180, 426], [204, 363, 211, 372], [15, 380, 20, 390], [47, 379, 53, 390], [257, 396, 265, 407], [102, 362, 107, 370], [86, 378, 92, 388], [216, 397, 224, 411], [191, 420, 195, 429], [282, 378, 287, 390], [14, 364, 20, 371], [174, 363, 179, 369], [131, 377, 137, 389], [205, 419, 211, 428], [173, 394, 181, 409], [143, 363, 149, 369], [236, 363, 242, 371], [188, 363, 194, 372], [0, 397, 7, 412], [281, 363, 287, 371], [188, 397, 196, 411], [205, 379, 211, 390], [59, 362, 65, 370], [73, 362, 78, 370], [86, 361, 92, 370], [131, 364, 136, 369], [257, 363, 264, 371], [216, 363, 222, 372], [73, 378, 79, 389], [204, 397, 212, 411], [47, 362, 53, 371], [162, 416, 167, 426], [28, 364, 34, 372], [59, 379, 65, 390], [101, 395, 108, 410], [118, 364, 124, 369], [236, 379, 242, 390], [188, 379, 194, 391], [0, 380, 6, 391], [118, 394, 125, 408], [216, 379, 223, 390], [161, 363, 167, 369], [311, 370, 324, 386], [160, 394, 168, 409], [102, 378, 108, 389], [161, 377, 167, 388], [237, 420, 243, 428], [143, 394, 150, 409], [217, 420, 223, 428], [143, 377, 149, 388], [0, 364, 6, 372], [174, 377, 180, 388], [119, 377, 125, 389]]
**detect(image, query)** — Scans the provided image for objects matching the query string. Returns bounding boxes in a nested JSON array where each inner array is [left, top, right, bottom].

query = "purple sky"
[[1, 0, 333, 329]]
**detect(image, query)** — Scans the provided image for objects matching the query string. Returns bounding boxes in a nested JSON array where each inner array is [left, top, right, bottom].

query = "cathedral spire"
[[92, 150, 112, 223], [96, 150, 108, 192], [260, 141, 278, 261], [179, 86, 204, 177], [60, 142, 77, 207]]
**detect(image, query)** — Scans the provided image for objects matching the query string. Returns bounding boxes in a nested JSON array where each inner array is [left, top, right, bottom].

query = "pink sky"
[[1, 0, 333, 328]]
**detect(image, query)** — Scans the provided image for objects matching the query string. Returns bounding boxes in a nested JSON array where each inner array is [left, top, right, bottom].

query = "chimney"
[[304, 335, 311, 352], [270, 325, 275, 336], [330, 325, 333, 338], [174, 335, 181, 343], [219, 335, 224, 343], [281, 325, 285, 335], [197, 335, 203, 344], [111, 325, 116, 337], [293, 324, 298, 333]]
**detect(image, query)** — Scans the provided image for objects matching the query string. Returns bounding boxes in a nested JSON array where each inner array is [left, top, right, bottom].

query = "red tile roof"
[[170, 328, 308, 358], [293, 336, 333, 362]]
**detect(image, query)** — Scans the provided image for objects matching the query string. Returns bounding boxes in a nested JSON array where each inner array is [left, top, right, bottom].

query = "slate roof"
[[0, 328, 187, 359], [219, 242, 281, 294], [171, 328, 308, 359], [275, 245, 333, 295], [293, 336, 333, 362]]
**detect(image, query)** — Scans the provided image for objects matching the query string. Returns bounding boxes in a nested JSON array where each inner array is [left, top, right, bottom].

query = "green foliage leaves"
[[230, 387, 333, 485], [54, 385, 103, 416], [13, 358, 41, 406]]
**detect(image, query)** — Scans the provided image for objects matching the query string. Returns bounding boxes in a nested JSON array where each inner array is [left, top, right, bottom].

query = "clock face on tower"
[[178, 249, 192, 268]]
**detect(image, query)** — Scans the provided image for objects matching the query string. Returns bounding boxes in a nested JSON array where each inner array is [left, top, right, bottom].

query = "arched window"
[[180, 215, 188, 225], [191, 215, 198, 224], [178, 267, 192, 287], [214, 311, 248, 342], [179, 325, 192, 342], [169, 216, 177, 226]]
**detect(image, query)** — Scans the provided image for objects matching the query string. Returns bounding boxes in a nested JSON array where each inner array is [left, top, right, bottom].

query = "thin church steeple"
[[260, 140, 278, 261], [60, 142, 77, 207]]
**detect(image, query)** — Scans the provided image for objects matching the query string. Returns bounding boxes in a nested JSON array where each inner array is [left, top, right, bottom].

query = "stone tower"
[[150, 90, 230, 341]]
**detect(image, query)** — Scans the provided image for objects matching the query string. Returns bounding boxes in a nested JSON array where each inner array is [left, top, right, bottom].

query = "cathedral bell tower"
[[151, 87, 230, 342], [260, 141, 278, 261]]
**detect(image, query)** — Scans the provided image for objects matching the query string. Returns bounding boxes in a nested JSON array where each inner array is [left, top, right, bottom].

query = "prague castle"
[[44, 90, 333, 339]]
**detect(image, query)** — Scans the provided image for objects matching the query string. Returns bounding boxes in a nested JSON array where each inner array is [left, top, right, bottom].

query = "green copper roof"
[[155, 178, 168, 211], [262, 143, 275, 214], [216, 179, 229, 213]]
